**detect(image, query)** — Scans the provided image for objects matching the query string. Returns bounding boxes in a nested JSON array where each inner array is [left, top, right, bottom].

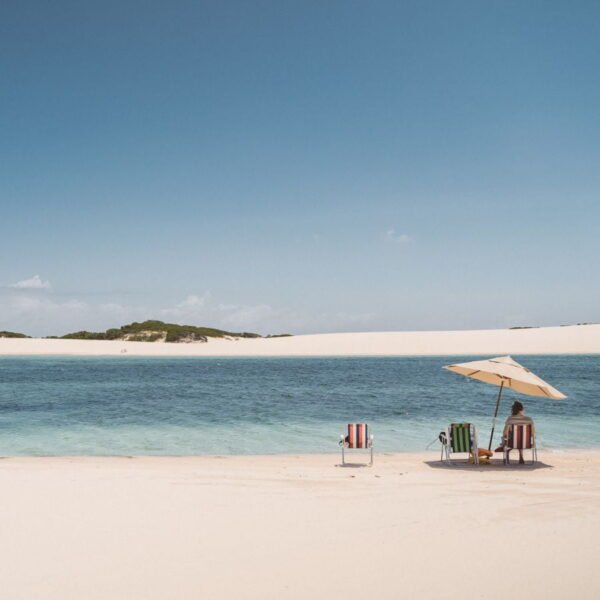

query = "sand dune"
[[1, 452, 599, 599], [1, 323, 599, 356]]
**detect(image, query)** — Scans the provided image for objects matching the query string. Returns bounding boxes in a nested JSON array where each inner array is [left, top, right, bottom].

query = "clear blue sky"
[[1, 1, 599, 336]]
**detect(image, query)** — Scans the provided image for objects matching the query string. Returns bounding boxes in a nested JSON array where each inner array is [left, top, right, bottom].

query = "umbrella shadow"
[[424, 459, 553, 472]]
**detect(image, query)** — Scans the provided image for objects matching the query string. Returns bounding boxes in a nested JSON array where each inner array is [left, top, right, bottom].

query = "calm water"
[[0, 355, 598, 455]]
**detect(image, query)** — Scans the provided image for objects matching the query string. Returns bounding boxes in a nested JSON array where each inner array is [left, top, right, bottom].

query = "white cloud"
[[0, 288, 375, 338], [7, 295, 87, 314], [219, 304, 273, 330], [99, 302, 127, 313], [159, 294, 276, 332], [217, 303, 238, 311], [0, 293, 90, 336], [8, 275, 51, 289], [159, 293, 210, 319], [383, 229, 411, 244], [176, 294, 208, 309]]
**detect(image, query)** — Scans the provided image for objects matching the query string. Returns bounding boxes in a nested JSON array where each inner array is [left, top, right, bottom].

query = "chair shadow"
[[335, 462, 372, 468], [424, 459, 553, 472]]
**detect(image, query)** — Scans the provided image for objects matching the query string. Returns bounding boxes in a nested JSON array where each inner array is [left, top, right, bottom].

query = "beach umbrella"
[[443, 356, 566, 450]]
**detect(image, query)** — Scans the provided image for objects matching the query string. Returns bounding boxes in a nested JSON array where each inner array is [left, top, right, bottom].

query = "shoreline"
[[2, 351, 600, 359], [1, 323, 600, 357], [1, 447, 598, 459]]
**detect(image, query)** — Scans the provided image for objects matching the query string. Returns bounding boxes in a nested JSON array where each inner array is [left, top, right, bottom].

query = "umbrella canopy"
[[443, 355, 566, 449], [443, 355, 566, 400]]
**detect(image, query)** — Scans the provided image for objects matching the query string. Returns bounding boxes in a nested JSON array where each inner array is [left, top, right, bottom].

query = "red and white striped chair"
[[340, 423, 374, 466], [503, 423, 537, 465]]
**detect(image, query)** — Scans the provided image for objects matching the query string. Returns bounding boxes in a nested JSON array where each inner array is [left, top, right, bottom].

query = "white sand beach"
[[1, 451, 599, 599], [1, 324, 599, 356]]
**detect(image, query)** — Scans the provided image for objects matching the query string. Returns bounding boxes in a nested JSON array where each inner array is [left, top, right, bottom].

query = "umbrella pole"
[[488, 381, 505, 451]]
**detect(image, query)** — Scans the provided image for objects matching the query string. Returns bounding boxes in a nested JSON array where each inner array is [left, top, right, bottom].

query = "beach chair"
[[503, 423, 537, 465], [340, 423, 374, 466], [440, 423, 479, 465]]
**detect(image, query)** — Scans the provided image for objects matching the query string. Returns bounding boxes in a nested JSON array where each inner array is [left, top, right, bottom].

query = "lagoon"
[[0, 355, 598, 455]]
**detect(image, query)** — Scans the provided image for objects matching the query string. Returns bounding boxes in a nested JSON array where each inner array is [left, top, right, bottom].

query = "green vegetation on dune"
[[0, 331, 30, 338], [59, 320, 282, 343], [60, 331, 109, 340]]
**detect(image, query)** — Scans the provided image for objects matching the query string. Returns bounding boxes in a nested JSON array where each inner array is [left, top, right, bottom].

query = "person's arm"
[[502, 417, 511, 443]]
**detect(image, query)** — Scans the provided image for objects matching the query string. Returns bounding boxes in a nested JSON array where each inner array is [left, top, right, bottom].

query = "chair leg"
[[341, 445, 345, 465], [370, 446, 373, 467], [441, 445, 450, 465], [441, 444, 450, 463], [444, 448, 454, 466]]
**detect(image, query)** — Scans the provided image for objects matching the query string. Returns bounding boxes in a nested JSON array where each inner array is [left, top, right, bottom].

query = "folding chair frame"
[[340, 433, 374, 466]]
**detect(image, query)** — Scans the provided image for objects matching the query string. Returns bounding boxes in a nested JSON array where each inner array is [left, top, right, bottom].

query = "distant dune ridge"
[[0, 323, 598, 356], [0, 331, 31, 339], [53, 320, 271, 343], [3, 320, 292, 343]]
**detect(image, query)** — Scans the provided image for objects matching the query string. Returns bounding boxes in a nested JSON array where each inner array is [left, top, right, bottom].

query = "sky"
[[1, 1, 599, 336]]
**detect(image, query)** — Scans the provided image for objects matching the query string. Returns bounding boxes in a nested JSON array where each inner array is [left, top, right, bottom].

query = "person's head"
[[511, 401, 524, 416]]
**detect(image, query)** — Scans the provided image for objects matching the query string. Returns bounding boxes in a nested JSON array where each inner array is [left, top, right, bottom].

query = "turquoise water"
[[0, 355, 598, 455]]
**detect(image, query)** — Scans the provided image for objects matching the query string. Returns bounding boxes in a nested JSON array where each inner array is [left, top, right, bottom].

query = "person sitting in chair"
[[497, 400, 535, 464]]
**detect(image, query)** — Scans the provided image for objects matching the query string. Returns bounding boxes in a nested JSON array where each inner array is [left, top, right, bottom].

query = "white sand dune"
[[1, 323, 599, 356], [1, 452, 599, 599]]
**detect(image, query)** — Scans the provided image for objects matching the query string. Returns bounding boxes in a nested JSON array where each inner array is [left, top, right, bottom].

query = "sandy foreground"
[[1, 323, 600, 356], [1, 452, 599, 599]]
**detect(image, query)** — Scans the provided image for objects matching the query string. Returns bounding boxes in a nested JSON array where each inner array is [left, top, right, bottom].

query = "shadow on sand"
[[424, 459, 553, 472]]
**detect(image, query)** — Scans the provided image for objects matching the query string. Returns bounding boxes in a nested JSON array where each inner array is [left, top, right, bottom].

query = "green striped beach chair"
[[440, 423, 479, 465]]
